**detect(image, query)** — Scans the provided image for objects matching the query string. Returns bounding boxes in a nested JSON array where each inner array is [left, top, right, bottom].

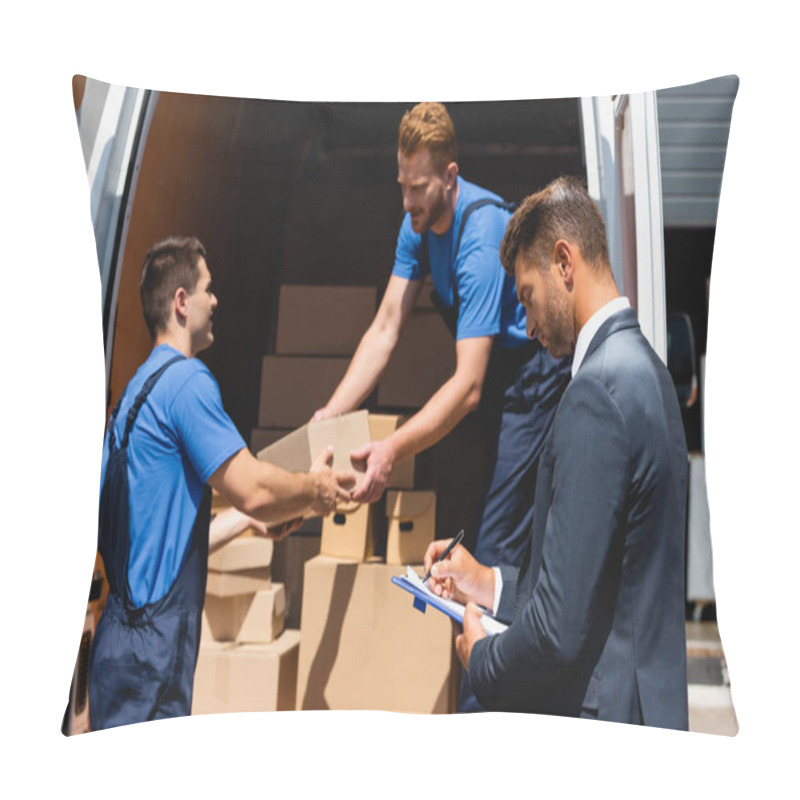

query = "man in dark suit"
[[423, 176, 689, 729]]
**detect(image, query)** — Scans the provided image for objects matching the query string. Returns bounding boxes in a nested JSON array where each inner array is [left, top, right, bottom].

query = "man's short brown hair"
[[500, 177, 610, 275], [397, 102, 457, 172], [140, 236, 207, 338]]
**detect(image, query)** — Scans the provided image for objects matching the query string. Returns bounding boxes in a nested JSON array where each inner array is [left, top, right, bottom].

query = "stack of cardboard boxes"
[[196, 284, 461, 715], [255, 284, 377, 430], [376, 277, 456, 409], [250, 284, 377, 629], [254, 284, 460, 712], [192, 499, 299, 714], [296, 412, 459, 713]]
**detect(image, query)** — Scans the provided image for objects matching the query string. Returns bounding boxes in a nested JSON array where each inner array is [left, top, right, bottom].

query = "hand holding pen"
[[421, 530, 497, 611], [421, 528, 464, 584]]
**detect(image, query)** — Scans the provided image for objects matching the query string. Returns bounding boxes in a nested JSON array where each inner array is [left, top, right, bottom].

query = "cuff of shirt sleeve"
[[199, 442, 246, 485], [492, 567, 503, 615], [455, 327, 501, 342]]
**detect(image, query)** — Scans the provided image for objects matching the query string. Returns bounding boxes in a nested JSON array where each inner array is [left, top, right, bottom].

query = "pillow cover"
[[64, 76, 738, 735]]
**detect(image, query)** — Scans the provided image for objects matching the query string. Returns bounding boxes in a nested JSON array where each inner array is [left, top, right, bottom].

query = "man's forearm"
[[210, 452, 320, 525], [386, 371, 480, 464], [238, 463, 319, 523], [322, 275, 420, 417], [324, 323, 397, 415]]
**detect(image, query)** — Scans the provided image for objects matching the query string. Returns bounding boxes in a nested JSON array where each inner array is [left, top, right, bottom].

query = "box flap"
[[308, 409, 370, 490], [256, 411, 371, 510], [256, 425, 312, 471]]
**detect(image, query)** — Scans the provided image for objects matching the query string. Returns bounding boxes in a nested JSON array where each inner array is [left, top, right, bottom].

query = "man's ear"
[[173, 286, 189, 325], [554, 239, 575, 286], [445, 161, 459, 192]]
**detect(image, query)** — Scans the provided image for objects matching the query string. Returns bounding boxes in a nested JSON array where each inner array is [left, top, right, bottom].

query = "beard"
[[411, 187, 448, 234], [539, 281, 575, 358]]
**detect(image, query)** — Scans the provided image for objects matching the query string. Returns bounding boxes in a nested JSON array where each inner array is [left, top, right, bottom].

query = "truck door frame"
[[581, 91, 667, 362]]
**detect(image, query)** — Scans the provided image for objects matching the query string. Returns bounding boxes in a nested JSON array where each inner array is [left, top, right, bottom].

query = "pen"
[[421, 528, 464, 585]]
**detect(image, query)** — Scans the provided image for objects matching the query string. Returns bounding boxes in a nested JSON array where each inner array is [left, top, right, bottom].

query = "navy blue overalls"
[[88, 356, 211, 730], [425, 198, 571, 711]]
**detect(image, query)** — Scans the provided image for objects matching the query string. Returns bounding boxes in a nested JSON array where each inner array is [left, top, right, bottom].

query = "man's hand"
[[309, 446, 356, 516], [350, 439, 396, 504], [423, 538, 495, 609], [311, 407, 335, 422], [455, 603, 488, 671]]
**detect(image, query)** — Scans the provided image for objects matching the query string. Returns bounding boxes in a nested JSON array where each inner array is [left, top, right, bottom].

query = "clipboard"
[[391, 567, 508, 635]]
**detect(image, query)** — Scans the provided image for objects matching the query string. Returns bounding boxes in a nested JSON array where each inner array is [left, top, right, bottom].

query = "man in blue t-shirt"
[[313, 104, 572, 709], [88, 236, 354, 730]]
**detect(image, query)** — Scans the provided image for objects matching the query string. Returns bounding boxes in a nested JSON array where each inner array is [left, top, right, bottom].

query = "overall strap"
[[106, 397, 124, 452], [121, 355, 186, 448], [424, 197, 517, 336], [454, 197, 517, 255]]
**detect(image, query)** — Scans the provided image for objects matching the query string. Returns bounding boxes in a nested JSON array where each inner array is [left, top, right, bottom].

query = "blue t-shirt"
[[392, 176, 528, 348], [100, 344, 246, 607]]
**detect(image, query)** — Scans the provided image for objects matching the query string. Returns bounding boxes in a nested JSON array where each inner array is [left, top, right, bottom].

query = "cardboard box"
[[275, 285, 376, 356], [296, 557, 458, 713], [320, 501, 375, 561], [377, 311, 455, 409], [271, 532, 322, 630], [256, 410, 371, 511], [368, 413, 415, 489], [202, 584, 286, 644], [258, 356, 350, 428], [191, 630, 300, 715], [208, 537, 273, 572], [250, 427, 292, 454], [385, 491, 436, 565], [205, 568, 271, 598]]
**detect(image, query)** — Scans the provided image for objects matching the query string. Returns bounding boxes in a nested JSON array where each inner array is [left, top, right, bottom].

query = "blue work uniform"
[[88, 346, 245, 729], [393, 177, 572, 711]]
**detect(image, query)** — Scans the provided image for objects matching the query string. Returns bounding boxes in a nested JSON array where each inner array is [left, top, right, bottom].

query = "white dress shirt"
[[489, 296, 632, 617]]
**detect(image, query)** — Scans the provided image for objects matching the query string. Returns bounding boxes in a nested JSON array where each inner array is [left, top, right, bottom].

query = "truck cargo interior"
[[104, 93, 585, 537], [107, 94, 584, 439]]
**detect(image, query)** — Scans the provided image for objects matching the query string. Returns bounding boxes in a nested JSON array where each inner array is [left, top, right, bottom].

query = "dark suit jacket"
[[469, 308, 689, 730]]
